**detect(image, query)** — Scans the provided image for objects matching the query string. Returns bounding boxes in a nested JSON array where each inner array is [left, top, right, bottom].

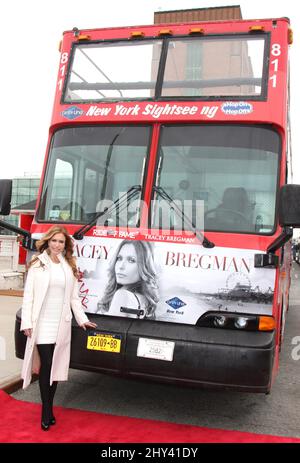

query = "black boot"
[[41, 419, 50, 431], [49, 381, 58, 425], [37, 344, 55, 431]]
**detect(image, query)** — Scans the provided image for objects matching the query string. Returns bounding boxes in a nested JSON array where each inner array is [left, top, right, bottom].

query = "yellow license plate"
[[87, 333, 121, 353]]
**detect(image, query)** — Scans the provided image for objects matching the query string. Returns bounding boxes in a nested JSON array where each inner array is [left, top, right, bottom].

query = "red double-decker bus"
[[1, 16, 300, 392]]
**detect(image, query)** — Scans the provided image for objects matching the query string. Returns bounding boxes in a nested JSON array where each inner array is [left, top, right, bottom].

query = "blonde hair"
[[27, 226, 78, 277]]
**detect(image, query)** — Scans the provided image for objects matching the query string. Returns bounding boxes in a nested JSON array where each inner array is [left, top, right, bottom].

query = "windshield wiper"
[[100, 130, 124, 200], [153, 186, 215, 248], [73, 185, 141, 240]]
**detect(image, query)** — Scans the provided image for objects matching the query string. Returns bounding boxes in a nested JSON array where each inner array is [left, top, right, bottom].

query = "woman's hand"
[[24, 329, 32, 337], [81, 321, 98, 331]]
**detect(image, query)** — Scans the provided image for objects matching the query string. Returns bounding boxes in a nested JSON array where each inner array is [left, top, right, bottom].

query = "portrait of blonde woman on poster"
[[97, 240, 159, 319], [20, 226, 97, 431]]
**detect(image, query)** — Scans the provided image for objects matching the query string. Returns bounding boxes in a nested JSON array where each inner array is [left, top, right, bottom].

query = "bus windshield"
[[153, 125, 280, 234], [38, 126, 150, 226], [64, 34, 267, 102], [38, 124, 280, 234]]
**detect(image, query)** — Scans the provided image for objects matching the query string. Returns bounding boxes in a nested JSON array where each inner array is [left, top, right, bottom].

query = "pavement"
[[9, 264, 300, 438], [0, 292, 23, 392]]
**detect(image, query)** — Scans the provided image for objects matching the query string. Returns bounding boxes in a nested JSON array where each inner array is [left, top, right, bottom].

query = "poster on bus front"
[[75, 237, 276, 325]]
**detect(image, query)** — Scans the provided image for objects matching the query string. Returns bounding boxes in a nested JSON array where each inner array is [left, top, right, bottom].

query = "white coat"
[[20, 250, 89, 389]]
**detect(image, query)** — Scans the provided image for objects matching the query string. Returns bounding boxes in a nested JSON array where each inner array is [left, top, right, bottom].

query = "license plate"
[[87, 333, 121, 353], [137, 338, 175, 361]]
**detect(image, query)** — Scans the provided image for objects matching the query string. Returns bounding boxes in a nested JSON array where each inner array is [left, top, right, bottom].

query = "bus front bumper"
[[15, 311, 275, 393]]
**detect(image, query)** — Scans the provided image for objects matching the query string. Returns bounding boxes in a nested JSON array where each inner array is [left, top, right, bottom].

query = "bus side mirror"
[[279, 184, 300, 227], [0, 179, 12, 215]]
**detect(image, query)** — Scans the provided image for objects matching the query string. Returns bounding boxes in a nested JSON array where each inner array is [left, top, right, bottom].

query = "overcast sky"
[[1, 0, 299, 181]]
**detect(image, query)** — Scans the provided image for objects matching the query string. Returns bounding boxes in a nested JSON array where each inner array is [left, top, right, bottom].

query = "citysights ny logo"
[[61, 106, 84, 120], [166, 297, 187, 310]]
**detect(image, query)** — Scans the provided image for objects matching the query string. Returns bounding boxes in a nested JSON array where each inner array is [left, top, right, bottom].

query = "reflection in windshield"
[[153, 125, 280, 234], [162, 37, 265, 97]]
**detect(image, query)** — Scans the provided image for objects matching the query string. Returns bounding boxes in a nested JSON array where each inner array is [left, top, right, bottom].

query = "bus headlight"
[[197, 312, 275, 332], [234, 317, 248, 329], [213, 315, 227, 327]]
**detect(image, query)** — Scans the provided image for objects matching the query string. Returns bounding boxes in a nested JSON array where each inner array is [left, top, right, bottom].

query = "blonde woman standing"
[[20, 226, 97, 431]]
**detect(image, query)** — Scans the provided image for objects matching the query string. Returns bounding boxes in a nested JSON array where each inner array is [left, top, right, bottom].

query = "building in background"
[[153, 6, 253, 101], [0, 175, 39, 266], [0, 175, 40, 236], [154, 5, 242, 23]]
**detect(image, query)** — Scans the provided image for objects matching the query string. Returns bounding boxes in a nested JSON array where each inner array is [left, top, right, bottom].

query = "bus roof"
[[62, 16, 290, 36]]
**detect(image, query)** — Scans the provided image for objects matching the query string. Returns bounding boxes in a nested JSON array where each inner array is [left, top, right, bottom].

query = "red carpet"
[[0, 390, 299, 443]]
